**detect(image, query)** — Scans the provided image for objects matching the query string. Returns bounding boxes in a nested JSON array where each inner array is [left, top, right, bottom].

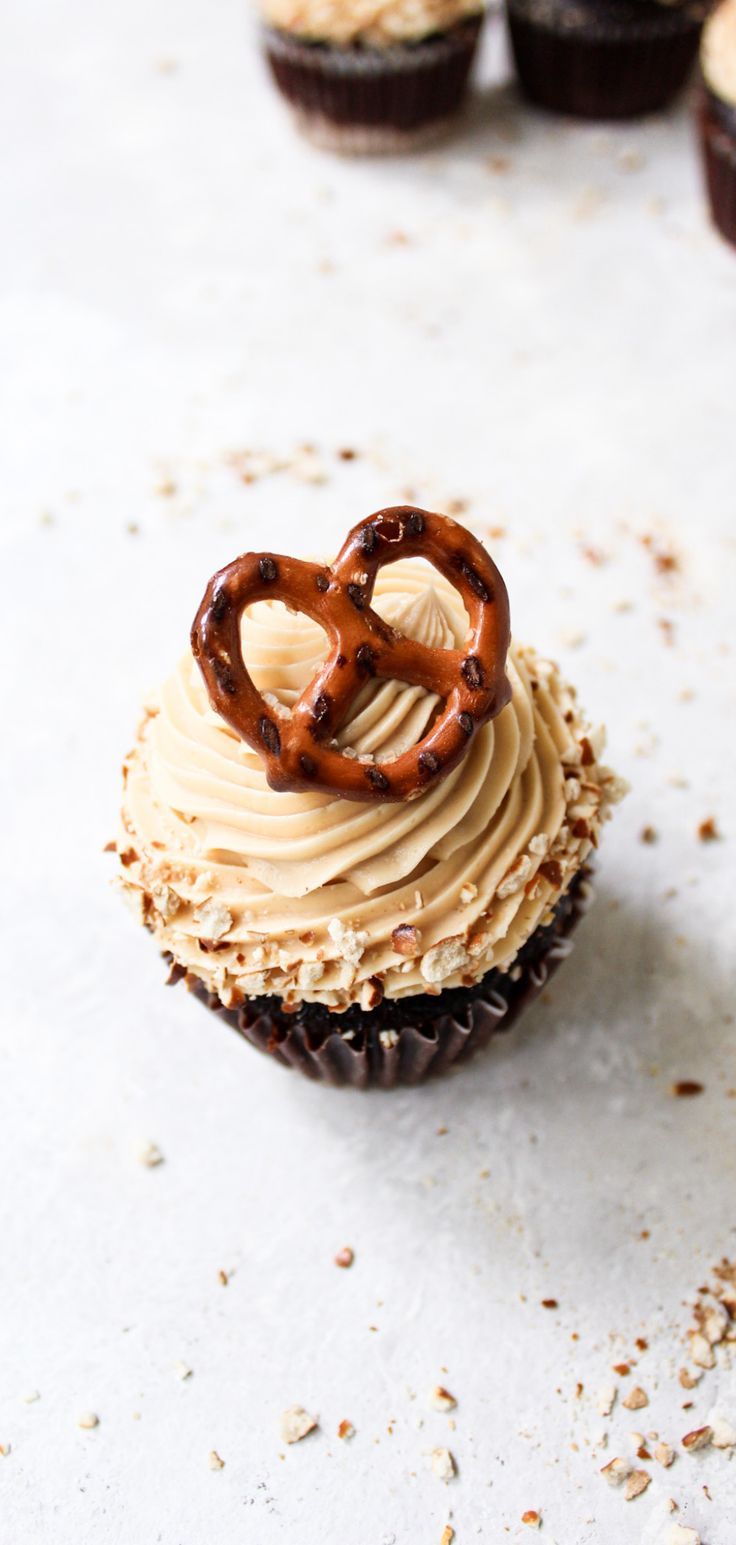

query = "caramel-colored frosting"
[[259, 0, 482, 46], [702, 0, 736, 104], [116, 562, 626, 1011]]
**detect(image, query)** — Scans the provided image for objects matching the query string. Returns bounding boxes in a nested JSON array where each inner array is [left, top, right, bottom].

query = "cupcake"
[[506, 0, 710, 119], [259, 0, 484, 153], [698, 0, 736, 247], [114, 507, 626, 1088]]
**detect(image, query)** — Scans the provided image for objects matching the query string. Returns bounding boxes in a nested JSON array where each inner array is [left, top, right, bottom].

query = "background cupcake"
[[698, 0, 736, 247], [115, 510, 626, 1088], [259, 0, 485, 152], [506, 0, 711, 119]]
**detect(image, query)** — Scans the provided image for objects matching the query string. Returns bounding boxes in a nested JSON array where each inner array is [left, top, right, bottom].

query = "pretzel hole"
[[371, 567, 464, 652], [240, 599, 330, 708], [336, 677, 445, 766]]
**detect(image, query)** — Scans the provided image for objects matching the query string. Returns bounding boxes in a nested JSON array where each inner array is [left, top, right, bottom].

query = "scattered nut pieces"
[[77, 1411, 99, 1430], [689, 1331, 715, 1369], [596, 1385, 617, 1417], [208, 1450, 225, 1470], [624, 1469, 651, 1501], [337, 1419, 355, 1440], [682, 1425, 712, 1452], [670, 1081, 704, 1099], [334, 1247, 354, 1269], [622, 1386, 649, 1411], [667, 1527, 701, 1545], [173, 1361, 192, 1381], [22, 1391, 40, 1404], [431, 1447, 456, 1483], [697, 817, 720, 842], [709, 1412, 736, 1449], [0, 1443, 10, 1458], [280, 1406, 318, 1444], [600, 1457, 630, 1487], [440, 1528, 455, 1545], [521, 1510, 541, 1528], [541, 1298, 558, 1310], [640, 826, 658, 844], [431, 1386, 457, 1413], [655, 1441, 676, 1467], [136, 1139, 164, 1168], [679, 1366, 702, 1389]]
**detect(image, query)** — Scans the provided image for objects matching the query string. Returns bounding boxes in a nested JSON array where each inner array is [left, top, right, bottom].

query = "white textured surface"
[[1, 3, 735, 1542]]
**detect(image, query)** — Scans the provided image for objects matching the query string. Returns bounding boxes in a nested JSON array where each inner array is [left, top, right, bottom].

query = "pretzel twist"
[[191, 506, 511, 803]]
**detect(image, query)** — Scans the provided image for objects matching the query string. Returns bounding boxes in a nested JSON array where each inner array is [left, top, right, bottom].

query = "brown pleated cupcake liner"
[[506, 0, 705, 119], [261, 17, 482, 153], [174, 868, 594, 1089], [699, 86, 736, 250]]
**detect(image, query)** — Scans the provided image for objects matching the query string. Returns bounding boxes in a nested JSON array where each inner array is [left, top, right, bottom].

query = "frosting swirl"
[[259, 0, 483, 46], [117, 562, 626, 1009]]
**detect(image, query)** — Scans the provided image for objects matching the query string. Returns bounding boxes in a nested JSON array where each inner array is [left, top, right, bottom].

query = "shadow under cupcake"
[[258, 0, 485, 152], [113, 507, 627, 1089]]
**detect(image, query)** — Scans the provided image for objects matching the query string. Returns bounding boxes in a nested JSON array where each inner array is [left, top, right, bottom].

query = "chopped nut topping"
[[670, 1080, 704, 1098], [431, 1386, 457, 1413], [337, 1419, 355, 1440], [280, 1406, 318, 1444], [521, 1511, 541, 1528], [624, 1469, 651, 1500], [709, 1412, 736, 1449], [77, 1411, 99, 1430], [622, 1386, 649, 1411], [421, 937, 470, 985], [689, 1331, 715, 1369], [666, 1528, 700, 1545], [334, 1247, 354, 1269], [600, 1456, 629, 1487], [297, 960, 325, 990], [440, 1528, 455, 1545], [497, 854, 533, 899], [431, 1447, 456, 1483], [136, 1139, 164, 1168], [392, 923, 422, 957], [192, 900, 232, 941], [327, 918, 368, 966], [655, 1441, 675, 1467], [679, 1366, 702, 1389], [459, 883, 478, 905], [208, 1450, 225, 1470], [697, 817, 720, 842], [681, 1424, 712, 1452], [597, 1385, 617, 1417]]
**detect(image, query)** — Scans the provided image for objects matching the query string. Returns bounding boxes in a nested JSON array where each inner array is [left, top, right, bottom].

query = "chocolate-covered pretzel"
[[191, 507, 511, 803]]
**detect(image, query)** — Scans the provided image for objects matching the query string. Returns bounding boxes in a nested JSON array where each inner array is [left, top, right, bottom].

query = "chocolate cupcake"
[[506, 0, 710, 119], [114, 508, 627, 1088], [259, 0, 484, 153], [698, 0, 736, 247]]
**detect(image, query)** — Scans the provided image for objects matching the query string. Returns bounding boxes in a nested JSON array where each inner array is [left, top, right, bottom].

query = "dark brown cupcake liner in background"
[[698, 85, 736, 247], [261, 17, 483, 153], [506, 0, 708, 119], [170, 867, 594, 1089]]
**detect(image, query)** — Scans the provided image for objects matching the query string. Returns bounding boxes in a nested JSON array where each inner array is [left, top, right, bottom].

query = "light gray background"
[[1, 2, 735, 1541]]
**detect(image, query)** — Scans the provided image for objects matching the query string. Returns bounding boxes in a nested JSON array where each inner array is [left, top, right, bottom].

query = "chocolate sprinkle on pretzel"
[[191, 506, 511, 803]]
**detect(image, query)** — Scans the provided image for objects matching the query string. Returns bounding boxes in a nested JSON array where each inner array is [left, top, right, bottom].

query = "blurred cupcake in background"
[[259, 0, 485, 153], [698, 0, 736, 247], [505, 0, 711, 119]]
